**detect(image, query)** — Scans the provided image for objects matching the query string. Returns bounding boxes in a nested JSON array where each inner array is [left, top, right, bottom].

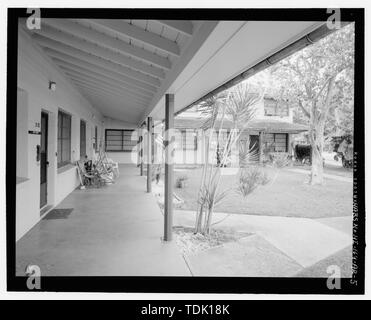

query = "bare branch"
[[315, 64, 351, 102], [298, 99, 310, 118], [314, 77, 332, 101]]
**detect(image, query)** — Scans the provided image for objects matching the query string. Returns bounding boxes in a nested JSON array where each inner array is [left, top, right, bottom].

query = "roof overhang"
[[148, 20, 325, 123]]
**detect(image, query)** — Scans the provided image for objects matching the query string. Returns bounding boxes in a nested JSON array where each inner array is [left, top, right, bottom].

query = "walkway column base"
[[140, 127, 144, 176], [147, 117, 153, 193]]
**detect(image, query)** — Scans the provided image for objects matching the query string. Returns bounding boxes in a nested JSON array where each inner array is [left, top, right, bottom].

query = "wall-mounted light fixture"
[[49, 81, 56, 91]]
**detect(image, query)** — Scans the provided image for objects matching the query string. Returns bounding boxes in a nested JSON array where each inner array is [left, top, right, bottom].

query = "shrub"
[[270, 152, 291, 168], [237, 166, 270, 198]]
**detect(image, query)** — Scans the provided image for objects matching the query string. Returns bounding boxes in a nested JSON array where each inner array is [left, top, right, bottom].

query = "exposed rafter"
[[79, 88, 147, 111], [33, 27, 165, 79], [65, 74, 152, 104], [66, 73, 150, 104], [56, 60, 155, 96], [157, 20, 193, 36], [45, 49, 157, 93], [20, 18, 223, 125], [60, 66, 154, 99], [72, 81, 148, 107], [33, 35, 162, 87], [41, 19, 172, 70], [88, 19, 181, 56]]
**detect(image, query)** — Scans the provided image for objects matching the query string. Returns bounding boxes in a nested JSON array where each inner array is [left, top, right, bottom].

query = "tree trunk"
[[195, 205, 204, 233], [309, 77, 336, 185], [309, 122, 325, 185], [203, 206, 214, 235], [195, 133, 210, 233], [310, 143, 324, 185]]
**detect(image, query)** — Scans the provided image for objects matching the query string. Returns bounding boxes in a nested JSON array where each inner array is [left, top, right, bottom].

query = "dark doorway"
[[239, 134, 260, 166], [249, 135, 260, 162], [80, 120, 86, 159], [40, 111, 48, 208]]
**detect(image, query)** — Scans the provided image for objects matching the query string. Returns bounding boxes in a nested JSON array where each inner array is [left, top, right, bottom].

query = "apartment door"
[[40, 111, 48, 208], [80, 120, 86, 159]]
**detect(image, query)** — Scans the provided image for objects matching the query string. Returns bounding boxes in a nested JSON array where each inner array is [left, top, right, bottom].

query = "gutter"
[[174, 22, 350, 117]]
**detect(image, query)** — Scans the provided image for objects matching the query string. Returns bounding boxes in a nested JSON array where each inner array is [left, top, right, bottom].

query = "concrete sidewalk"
[[16, 165, 191, 276], [175, 210, 352, 275], [185, 234, 303, 277]]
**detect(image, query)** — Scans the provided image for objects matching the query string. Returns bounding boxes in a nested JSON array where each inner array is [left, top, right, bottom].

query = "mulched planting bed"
[[173, 226, 252, 256]]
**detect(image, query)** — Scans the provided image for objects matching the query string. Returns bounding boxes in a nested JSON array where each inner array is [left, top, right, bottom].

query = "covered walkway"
[[16, 165, 191, 276], [14, 16, 348, 280]]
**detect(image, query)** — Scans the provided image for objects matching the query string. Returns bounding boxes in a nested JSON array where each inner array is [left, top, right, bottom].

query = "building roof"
[[174, 117, 308, 133]]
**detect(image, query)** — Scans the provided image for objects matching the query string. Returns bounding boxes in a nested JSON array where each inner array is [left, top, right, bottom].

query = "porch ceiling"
[[22, 19, 323, 126], [23, 18, 211, 124]]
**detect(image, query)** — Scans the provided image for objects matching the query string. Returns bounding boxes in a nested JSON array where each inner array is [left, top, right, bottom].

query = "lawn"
[[174, 165, 353, 219], [294, 162, 353, 179]]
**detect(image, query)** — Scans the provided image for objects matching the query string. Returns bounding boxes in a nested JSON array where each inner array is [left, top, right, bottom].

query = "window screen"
[[57, 110, 71, 168], [105, 129, 137, 152], [182, 130, 198, 150], [264, 99, 289, 116], [265, 133, 288, 152]]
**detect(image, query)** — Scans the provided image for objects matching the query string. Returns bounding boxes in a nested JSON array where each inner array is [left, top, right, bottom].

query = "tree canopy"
[[248, 23, 355, 141]]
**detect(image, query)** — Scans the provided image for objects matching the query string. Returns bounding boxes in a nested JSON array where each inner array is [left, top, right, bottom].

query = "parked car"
[[294, 144, 326, 166], [294, 144, 312, 165]]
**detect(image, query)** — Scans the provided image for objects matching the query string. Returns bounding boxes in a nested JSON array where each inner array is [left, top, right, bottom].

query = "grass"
[[295, 162, 353, 178], [174, 165, 353, 219]]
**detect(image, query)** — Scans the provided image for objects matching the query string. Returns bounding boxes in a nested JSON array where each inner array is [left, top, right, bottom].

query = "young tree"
[[194, 93, 226, 234], [194, 83, 261, 235], [271, 23, 354, 184]]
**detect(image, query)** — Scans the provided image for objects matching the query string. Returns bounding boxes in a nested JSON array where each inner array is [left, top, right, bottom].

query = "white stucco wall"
[[16, 29, 104, 241]]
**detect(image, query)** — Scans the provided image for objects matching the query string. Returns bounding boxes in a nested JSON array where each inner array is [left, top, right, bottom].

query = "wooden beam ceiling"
[[34, 27, 166, 79], [88, 19, 181, 56], [68, 76, 151, 103], [42, 19, 172, 70], [72, 81, 149, 107], [34, 34, 161, 87], [60, 66, 155, 99], [22, 18, 201, 123], [157, 20, 193, 36], [45, 49, 157, 93]]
